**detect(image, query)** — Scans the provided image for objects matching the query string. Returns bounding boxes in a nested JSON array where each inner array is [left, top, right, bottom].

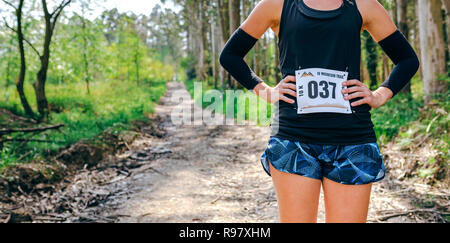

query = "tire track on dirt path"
[[89, 82, 442, 223]]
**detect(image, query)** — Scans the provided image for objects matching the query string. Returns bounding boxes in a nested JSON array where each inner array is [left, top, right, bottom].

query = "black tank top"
[[272, 0, 378, 145]]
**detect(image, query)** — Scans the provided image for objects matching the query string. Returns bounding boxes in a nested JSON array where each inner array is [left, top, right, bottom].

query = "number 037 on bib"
[[296, 68, 352, 115]]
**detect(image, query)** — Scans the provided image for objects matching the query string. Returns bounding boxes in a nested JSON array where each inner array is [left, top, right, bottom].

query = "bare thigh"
[[322, 178, 372, 223], [269, 162, 322, 223]]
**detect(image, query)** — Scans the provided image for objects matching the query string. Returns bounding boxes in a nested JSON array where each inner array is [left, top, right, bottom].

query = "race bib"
[[296, 68, 352, 114]]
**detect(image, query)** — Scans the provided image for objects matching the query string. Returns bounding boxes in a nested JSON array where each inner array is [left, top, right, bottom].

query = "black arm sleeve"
[[378, 30, 420, 97], [219, 28, 264, 91]]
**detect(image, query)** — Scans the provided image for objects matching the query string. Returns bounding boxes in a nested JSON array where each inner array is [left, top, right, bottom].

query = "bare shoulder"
[[355, 0, 387, 26], [355, 0, 386, 23], [355, 0, 397, 41], [241, 0, 285, 38], [255, 0, 284, 17], [247, 0, 284, 27]]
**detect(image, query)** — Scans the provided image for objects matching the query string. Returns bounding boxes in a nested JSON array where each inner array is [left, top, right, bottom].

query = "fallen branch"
[[376, 208, 449, 222], [137, 212, 152, 223], [415, 133, 431, 148], [426, 115, 440, 133], [17, 151, 32, 161], [33, 216, 66, 222], [2, 138, 66, 144], [0, 124, 64, 135], [0, 108, 37, 124], [76, 214, 115, 223]]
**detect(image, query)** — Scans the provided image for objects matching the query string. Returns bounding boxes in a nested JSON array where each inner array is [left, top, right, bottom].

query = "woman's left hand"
[[342, 79, 392, 109]]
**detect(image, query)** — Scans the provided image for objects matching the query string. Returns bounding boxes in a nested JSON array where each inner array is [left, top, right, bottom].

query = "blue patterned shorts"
[[260, 137, 386, 185]]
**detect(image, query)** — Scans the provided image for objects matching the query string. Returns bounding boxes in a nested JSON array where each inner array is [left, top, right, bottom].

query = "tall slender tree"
[[363, 31, 379, 89], [229, 0, 241, 88], [418, 0, 448, 102], [2, 0, 36, 118], [217, 0, 230, 89], [443, 0, 450, 69], [274, 33, 281, 83], [78, 1, 91, 94], [32, 0, 73, 120], [396, 0, 411, 94]]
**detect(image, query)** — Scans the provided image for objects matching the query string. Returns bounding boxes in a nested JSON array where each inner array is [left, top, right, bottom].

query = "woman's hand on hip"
[[342, 79, 393, 109], [253, 75, 297, 104]]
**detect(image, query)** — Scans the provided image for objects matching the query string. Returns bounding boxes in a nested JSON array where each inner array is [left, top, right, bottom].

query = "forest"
[[0, 0, 177, 166], [0, 0, 448, 223]]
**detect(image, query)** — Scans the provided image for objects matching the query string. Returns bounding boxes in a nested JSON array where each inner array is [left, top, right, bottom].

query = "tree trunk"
[[34, 12, 52, 120], [34, 0, 72, 120], [382, 54, 392, 82], [80, 6, 91, 94], [443, 0, 450, 70], [15, 0, 35, 118], [229, 0, 240, 38], [229, 0, 241, 88], [274, 33, 281, 83], [253, 41, 259, 80], [396, 0, 411, 94], [200, 0, 208, 82], [397, 0, 410, 38], [418, 0, 448, 102], [211, 19, 218, 88], [196, 9, 204, 81], [83, 49, 90, 94], [134, 39, 140, 85], [412, 2, 423, 80], [6, 58, 11, 90], [262, 35, 268, 80], [361, 58, 369, 84], [217, 0, 230, 90], [218, 0, 230, 41], [363, 31, 379, 89]]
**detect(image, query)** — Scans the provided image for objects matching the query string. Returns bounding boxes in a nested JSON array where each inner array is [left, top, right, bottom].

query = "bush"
[[371, 93, 424, 144]]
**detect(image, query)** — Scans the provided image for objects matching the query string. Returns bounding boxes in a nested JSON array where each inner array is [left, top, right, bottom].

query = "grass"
[[0, 79, 167, 169], [371, 92, 424, 144], [185, 79, 274, 126]]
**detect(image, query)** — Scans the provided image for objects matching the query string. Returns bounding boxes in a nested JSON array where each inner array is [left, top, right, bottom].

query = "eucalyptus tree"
[[418, 0, 448, 101], [396, 0, 412, 94]]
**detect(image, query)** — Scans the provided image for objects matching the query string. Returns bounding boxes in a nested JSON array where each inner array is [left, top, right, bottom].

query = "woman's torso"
[[271, 0, 378, 145]]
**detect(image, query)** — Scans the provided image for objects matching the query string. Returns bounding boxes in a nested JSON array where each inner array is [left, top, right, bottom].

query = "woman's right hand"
[[253, 75, 297, 104]]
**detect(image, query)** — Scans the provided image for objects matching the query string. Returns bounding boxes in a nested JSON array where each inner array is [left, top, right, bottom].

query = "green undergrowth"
[[385, 90, 449, 182], [0, 79, 167, 170], [185, 79, 274, 126], [371, 92, 425, 144]]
